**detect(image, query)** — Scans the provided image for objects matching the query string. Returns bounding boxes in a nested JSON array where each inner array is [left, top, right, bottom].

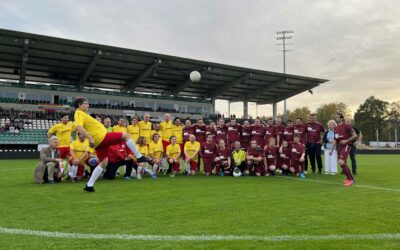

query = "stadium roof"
[[0, 28, 328, 105]]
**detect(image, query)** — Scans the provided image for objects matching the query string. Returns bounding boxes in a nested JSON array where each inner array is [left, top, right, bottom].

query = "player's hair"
[[169, 135, 177, 142], [136, 136, 146, 145], [296, 117, 303, 121], [131, 116, 138, 121], [293, 133, 301, 138], [327, 120, 337, 127], [287, 119, 292, 123], [336, 113, 344, 120], [119, 117, 125, 121], [310, 113, 316, 117], [60, 112, 69, 118], [206, 133, 214, 138], [173, 117, 180, 123], [151, 133, 160, 141], [74, 97, 88, 109]]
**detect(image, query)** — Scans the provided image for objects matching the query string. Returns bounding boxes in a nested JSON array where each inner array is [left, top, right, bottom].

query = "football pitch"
[[0, 155, 399, 249]]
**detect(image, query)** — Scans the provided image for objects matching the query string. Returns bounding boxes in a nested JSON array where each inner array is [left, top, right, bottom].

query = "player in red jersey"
[[239, 120, 252, 149], [275, 118, 285, 146], [278, 140, 291, 175], [246, 140, 264, 176], [305, 114, 325, 174], [227, 118, 241, 147], [264, 117, 276, 146], [183, 120, 195, 144], [200, 134, 217, 176], [294, 118, 307, 144], [283, 120, 294, 143], [216, 118, 227, 143], [251, 117, 266, 147], [290, 133, 306, 178], [330, 113, 357, 186], [215, 140, 231, 176], [194, 119, 207, 144], [263, 138, 278, 176], [206, 121, 218, 144]]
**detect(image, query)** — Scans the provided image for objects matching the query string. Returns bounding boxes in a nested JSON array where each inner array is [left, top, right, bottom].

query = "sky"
[[1, 0, 399, 117]]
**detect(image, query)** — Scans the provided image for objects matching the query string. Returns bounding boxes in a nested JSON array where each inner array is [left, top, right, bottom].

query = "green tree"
[[288, 107, 311, 123], [354, 96, 388, 143], [315, 102, 349, 127], [387, 101, 400, 142]]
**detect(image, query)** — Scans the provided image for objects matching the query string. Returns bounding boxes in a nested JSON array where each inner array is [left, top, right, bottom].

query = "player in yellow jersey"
[[47, 113, 75, 160], [69, 133, 98, 181], [183, 134, 201, 176], [150, 123, 162, 140], [138, 113, 152, 144], [127, 116, 140, 142], [112, 117, 127, 132], [73, 97, 149, 192], [134, 136, 157, 180], [172, 117, 184, 153], [148, 133, 164, 174], [166, 135, 181, 177], [160, 113, 173, 151]]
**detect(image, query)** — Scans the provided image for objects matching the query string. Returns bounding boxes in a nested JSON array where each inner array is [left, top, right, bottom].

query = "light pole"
[[276, 30, 294, 123]]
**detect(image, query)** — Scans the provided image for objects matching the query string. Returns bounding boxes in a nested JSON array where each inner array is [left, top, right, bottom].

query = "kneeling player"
[[215, 140, 231, 176], [278, 140, 291, 175], [69, 133, 98, 181], [135, 136, 157, 179], [246, 140, 264, 176], [183, 134, 201, 176], [290, 134, 306, 178], [263, 138, 278, 176], [166, 136, 181, 177], [201, 134, 217, 176], [148, 133, 164, 175], [103, 142, 134, 180]]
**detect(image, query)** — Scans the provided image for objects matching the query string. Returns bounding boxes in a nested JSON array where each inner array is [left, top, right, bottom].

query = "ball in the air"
[[190, 71, 201, 82]]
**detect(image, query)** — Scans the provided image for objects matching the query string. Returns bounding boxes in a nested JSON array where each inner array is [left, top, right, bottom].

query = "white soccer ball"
[[190, 71, 201, 82]]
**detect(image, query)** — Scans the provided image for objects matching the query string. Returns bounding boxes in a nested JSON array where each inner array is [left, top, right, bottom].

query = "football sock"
[[87, 166, 103, 187], [153, 164, 158, 173], [126, 139, 143, 158], [341, 163, 354, 181]]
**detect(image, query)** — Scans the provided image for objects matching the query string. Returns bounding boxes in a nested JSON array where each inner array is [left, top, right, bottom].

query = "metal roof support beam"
[[19, 39, 29, 86], [164, 66, 212, 96], [256, 83, 320, 105], [126, 58, 162, 91], [209, 73, 253, 99], [272, 102, 277, 120], [243, 94, 249, 119], [77, 49, 102, 88]]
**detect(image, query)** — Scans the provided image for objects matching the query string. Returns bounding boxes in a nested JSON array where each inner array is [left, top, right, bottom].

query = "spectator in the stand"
[[103, 117, 112, 132], [345, 118, 362, 175]]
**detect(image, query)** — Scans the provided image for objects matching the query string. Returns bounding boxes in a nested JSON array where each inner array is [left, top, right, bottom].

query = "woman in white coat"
[[323, 120, 337, 175]]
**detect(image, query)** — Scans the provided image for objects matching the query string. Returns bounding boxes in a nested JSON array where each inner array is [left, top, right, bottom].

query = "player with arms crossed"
[[73, 97, 149, 192], [330, 113, 357, 187]]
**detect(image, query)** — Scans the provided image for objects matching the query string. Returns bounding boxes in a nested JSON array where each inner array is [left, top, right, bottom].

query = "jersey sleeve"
[[74, 111, 84, 127], [48, 124, 57, 135]]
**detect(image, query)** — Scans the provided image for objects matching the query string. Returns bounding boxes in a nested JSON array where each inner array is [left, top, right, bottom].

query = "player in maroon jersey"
[[294, 118, 307, 144], [305, 114, 325, 174], [200, 134, 217, 176], [290, 133, 306, 178], [263, 138, 278, 176], [194, 119, 207, 144], [278, 140, 291, 175], [264, 117, 276, 146], [206, 121, 218, 143], [283, 120, 294, 143], [330, 113, 357, 186], [227, 118, 241, 147], [251, 117, 266, 147], [240, 120, 252, 149], [216, 118, 227, 143], [246, 140, 264, 176], [275, 118, 285, 146], [183, 119, 195, 144], [215, 140, 231, 176]]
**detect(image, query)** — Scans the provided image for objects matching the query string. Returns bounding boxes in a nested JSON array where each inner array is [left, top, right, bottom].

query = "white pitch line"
[[277, 176, 400, 193], [0, 227, 399, 242]]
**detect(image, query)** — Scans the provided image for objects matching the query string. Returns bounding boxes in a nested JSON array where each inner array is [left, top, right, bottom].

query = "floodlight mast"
[[276, 30, 294, 123]]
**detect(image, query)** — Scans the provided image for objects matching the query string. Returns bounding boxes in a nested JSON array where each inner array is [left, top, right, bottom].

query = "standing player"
[[263, 138, 278, 176], [160, 114, 173, 151], [172, 117, 184, 153], [206, 121, 218, 143], [112, 117, 127, 132], [330, 113, 357, 186], [227, 118, 240, 148], [246, 140, 264, 176], [183, 120, 194, 144], [127, 117, 140, 143], [73, 97, 149, 192], [283, 120, 294, 143], [166, 135, 181, 177], [264, 118, 276, 146], [240, 120, 252, 149], [200, 134, 217, 176], [139, 113, 152, 145], [275, 118, 285, 146], [103, 117, 113, 132], [290, 134, 306, 178], [150, 123, 162, 141], [194, 119, 207, 145], [216, 118, 227, 143], [305, 114, 325, 174], [214, 140, 231, 176], [183, 134, 201, 176], [251, 117, 266, 147]]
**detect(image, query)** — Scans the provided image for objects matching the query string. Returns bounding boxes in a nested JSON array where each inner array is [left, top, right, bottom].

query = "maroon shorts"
[[256, 163, 265, 174], [290, 160, 304, 173], [203, 159, 214, 174], [162, 140, 171, 152], [338, 145, 352, 161], [189, 160, 199, 171], [95, 132, 123, 162], [77, 163, 86, 177], [278, 159, 290, 169], [266, 159, 276, 167], [58, 146, 70, 159]]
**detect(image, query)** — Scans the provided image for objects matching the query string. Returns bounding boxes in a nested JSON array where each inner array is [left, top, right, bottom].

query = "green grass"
[[0, 155, 399, 249]]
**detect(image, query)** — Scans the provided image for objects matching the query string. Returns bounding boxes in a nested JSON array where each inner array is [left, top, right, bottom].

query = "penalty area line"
[[277, 176, 400, 193], [0, 227, 400, 241]]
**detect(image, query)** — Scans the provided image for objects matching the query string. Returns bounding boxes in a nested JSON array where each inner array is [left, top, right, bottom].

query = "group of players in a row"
[[46, 97, 357, 192]]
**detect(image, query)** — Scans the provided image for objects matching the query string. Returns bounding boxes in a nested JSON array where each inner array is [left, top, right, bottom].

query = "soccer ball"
[[190, 71, 201, 82], [88, 156, 99, 167], [233, 167, 242, 177]]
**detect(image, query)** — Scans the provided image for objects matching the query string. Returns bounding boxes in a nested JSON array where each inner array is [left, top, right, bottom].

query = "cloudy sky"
[[1, 0, 399, 117]]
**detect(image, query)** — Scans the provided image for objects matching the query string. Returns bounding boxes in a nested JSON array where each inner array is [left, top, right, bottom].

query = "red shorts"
[[290, 160, 304, 173], [77, 163, 85, 177], [170, 162, 180, 172], [162, 140, 171, 152], [58, 146, 70, 159], [278, 159, 290, 169], [189, 160, 199, 171], [95, 132, 123, 162], [267, 159, 276, 167], [203, 159, 214, 174], [338, 145, 352, 161], [256, 164, 265, 174]]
